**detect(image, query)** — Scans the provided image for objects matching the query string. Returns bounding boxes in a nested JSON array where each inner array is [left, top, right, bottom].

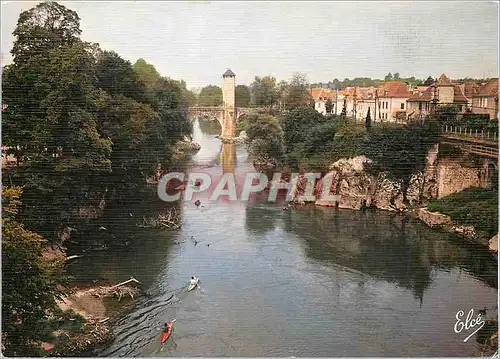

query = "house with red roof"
[[471, 78, 499, 119], [406, 74, 469, 120], [375, 81, 412, 122], [310, 88, 337, 115]]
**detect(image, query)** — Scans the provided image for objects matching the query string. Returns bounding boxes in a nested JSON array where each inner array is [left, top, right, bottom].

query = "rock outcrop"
[[489, 234, 498, 253], [417, 208, 451, 228], [310, 155, 434, 212]]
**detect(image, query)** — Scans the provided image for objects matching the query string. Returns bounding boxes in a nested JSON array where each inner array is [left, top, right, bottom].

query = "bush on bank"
[[427, 187, 499, 237]]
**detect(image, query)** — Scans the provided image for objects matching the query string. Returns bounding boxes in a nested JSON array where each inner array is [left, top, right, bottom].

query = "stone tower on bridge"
[[221, 69, 236, 141]]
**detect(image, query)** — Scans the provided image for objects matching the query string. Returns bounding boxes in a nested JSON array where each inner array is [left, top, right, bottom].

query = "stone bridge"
[[188, 106, 254, 125], [188, 69, 260, 142]]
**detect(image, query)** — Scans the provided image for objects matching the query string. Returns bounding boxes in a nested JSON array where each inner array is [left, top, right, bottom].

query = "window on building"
[[400, 103, 405, 110], [386, 101, 389, 109], [481, 98, 488, 108]]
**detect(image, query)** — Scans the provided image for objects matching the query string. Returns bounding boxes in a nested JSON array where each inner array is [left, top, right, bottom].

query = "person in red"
[[161, 319, 176, 343]]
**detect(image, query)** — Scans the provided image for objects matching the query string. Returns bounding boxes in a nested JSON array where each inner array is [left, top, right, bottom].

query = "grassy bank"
[[427, 187, 499, 238]]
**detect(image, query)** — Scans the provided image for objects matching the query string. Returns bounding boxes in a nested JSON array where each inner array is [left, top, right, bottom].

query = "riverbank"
[[416, 187, 498, 251], [40, 246, 144, 357]]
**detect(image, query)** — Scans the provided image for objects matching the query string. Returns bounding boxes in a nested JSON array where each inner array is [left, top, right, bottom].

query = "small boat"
[[187, 277, 199, 291], [160, 319, 176, 344]]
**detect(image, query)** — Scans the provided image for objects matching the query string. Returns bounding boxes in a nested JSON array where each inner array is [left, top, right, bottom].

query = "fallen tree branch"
[[66, 255, 84, 261], [110, 277, 141, 289]]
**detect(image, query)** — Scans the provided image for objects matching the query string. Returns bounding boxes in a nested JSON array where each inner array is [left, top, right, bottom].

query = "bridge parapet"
[[442, 125, 498, 145]]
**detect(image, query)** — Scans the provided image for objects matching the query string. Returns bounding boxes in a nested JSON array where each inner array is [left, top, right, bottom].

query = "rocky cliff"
[[308, 154, 437, 212], [306, 144, 491, 212]]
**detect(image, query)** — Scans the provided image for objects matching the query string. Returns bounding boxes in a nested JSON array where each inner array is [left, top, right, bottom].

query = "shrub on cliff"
[[427, 187, 498, 237], [363, 119, 440, 198], [2, 187, 67, 356]]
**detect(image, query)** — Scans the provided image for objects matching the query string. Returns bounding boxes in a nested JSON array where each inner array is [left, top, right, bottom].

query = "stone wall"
[[436, 158, 482, 198]]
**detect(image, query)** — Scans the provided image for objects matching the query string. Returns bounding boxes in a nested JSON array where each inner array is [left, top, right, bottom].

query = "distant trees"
[[423, 76, 434, 86], [243, 113, 284, 163], [285, 72, 312, 110], [198, 85, 222, 106], [311, 74, 426, 90]]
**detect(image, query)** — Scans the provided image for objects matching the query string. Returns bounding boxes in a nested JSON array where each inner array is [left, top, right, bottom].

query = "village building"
[[375, 81, 412, 122], [471, 78, 499, 120], [406, 74, 468, 120]]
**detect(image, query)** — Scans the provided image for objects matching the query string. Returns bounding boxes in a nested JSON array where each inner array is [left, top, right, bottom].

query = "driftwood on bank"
[[136, 207, 181, 230], [66, 255, 84, 261], [88, 277, 142, 301]]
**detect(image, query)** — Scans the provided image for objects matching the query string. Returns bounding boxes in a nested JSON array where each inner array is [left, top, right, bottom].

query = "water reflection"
[[197, 117, 221, 136], [92, 118, 497, 358], [220, 143, 237, 173], [276, 206, 497, 302]]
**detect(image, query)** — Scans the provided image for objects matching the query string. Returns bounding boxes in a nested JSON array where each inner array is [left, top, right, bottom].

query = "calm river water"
[[70, 119, 497, 357]]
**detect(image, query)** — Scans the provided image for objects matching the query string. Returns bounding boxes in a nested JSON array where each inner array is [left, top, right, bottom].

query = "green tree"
[[325, 98, 333, 114], [132, 58, 161, 89], [244, 113, 284, 163], [285, 72, 312, 110], [2, 187, 66, 356], [384, 72, 393, 81], [365, 106, 372, 130], [95, 50, 149, 104], [435, 104, 459, 122], [11, 1, 81, 63], [198, 85, 222, 106], [235, 84, 251, 107], [250, 76, 279, 107], [2, 2, 113, 235], [281, 106, 327, 152], [424, 76, 434, 86], [363, 119, 440, 201], [277, 80, 288, 110], [393, 72, 400, 80]]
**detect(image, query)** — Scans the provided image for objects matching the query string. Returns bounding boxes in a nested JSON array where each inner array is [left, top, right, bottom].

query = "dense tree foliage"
[[132, 58, 161, 89], [244, 103, 441, 185], [250, 76, 279, 107], [243, 113, 284, 163], [235, 85, 251, 107], [285, 73, 312, 110], [2, 1, 193, 236], [2, 187, 67, 356], [197, 85, 222, 106], [2, 1, 195, 353]]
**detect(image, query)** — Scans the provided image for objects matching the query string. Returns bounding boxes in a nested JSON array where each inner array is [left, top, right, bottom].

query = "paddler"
[[189, 277, 197, 286]]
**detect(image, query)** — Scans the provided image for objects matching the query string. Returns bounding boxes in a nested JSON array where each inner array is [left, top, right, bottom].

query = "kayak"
[[187, 277, 199, 291], [160, 321, 174, 344]]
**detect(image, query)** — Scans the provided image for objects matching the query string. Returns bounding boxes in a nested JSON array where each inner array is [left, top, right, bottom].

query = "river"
[[69, 118, 497, 357]]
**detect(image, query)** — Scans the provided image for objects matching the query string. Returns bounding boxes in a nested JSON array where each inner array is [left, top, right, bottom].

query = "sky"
[[1, 1, 499, 89]]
